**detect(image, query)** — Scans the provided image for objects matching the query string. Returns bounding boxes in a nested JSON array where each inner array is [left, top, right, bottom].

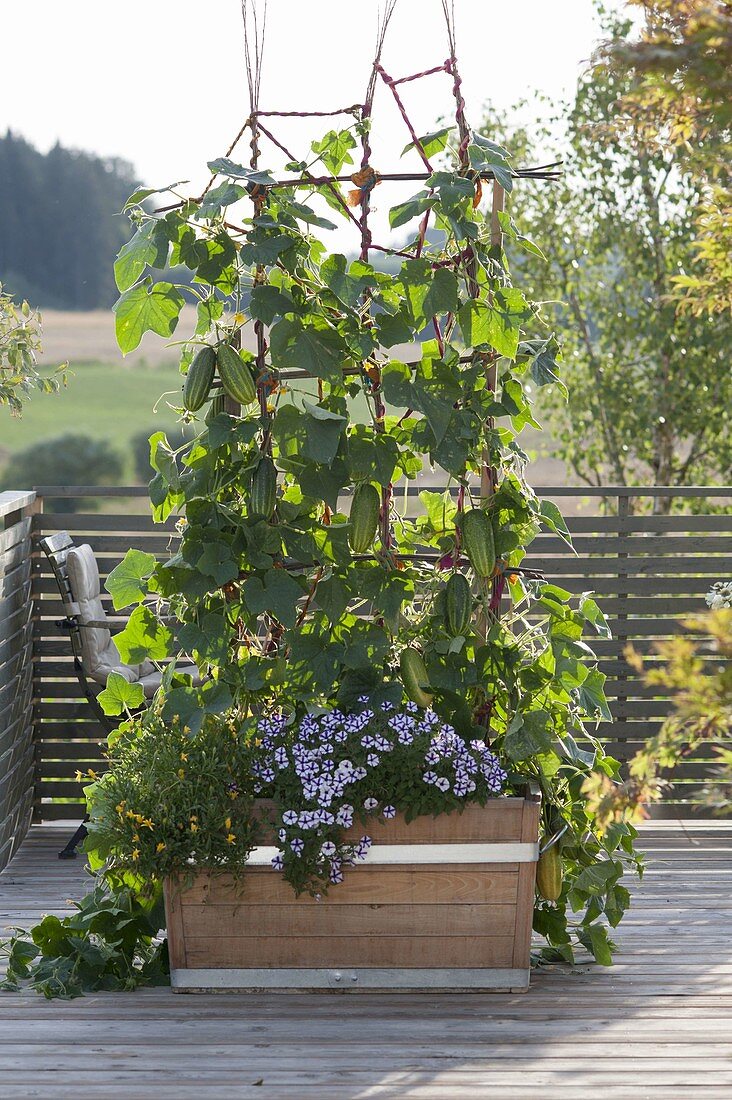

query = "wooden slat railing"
[[0, 491, 37, 869], [28, 485, 732, 820]]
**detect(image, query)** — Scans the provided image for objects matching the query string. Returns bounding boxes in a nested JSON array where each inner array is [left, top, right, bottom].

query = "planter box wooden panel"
[[165, 795, 540, 993], [177, 865, 520, 905]]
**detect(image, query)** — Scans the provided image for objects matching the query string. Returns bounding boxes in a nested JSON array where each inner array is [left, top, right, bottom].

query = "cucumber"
[[536, 845, 563, 902], [445, 573, 471, 635], [399, 648, 433, 709], [183, 345, 216, 412], [348, 482, 380, 553], [459, 508, 497, 578], [250, 456, 277, 519], [217, 344, 257, 405]]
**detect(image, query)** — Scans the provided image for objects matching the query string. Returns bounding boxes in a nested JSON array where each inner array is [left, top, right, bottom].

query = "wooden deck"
[[1, 822, 732, 1098]]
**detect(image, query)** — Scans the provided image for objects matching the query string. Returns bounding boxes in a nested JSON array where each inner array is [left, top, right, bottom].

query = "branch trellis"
[[110, 0, 576, 722]]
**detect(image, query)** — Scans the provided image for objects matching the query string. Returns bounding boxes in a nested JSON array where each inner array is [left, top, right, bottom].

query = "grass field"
[[1, 361, 184, 480], [2, 310, 569, 490]]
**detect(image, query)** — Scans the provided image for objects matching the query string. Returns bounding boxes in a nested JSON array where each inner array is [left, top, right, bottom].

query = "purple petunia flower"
[[383, 805, 396, 819], [321, 841, 337, 858], [291, 837, 305, 856], [435, 776, 450, 792], [354, 835, 372, 860], [423, 771, 438, 785], [271, 853, 284, 871], [367, 753, 380, 768], [336, 804, 354, 827], [282, 810, 298, 825], [363, 797, 378, 811]]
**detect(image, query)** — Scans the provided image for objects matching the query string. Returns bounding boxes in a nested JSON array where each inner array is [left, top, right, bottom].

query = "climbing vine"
[[2, 4, 642, 994]]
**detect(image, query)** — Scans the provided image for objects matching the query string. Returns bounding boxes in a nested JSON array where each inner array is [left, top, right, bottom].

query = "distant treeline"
[[0, 132, 137, 310]]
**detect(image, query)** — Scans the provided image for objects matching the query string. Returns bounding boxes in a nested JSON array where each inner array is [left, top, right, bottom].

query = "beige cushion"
[[66, 544, 200, 697], [66, 544, 154, 686]]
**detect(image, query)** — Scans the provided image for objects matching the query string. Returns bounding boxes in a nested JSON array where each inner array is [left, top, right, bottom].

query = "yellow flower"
[[115, 803, 126, 815], [132, 833, 140, 843], [190, 815, 198, 822], [190, 823, 199, 833], [156, 842, 166, 853], [226, 833, 236, 844], [141, 818, 155, 830], [178, 768, 186, 780], [132, 848, 140, 861], [126, 810, 137, 820], [183, 726, 191, 735], [180, 753, 188, 762], [234, 311, 246, 325], [86, 768, 98, 779], [75, 770, 83, 782], [224, 817, 232, 831]]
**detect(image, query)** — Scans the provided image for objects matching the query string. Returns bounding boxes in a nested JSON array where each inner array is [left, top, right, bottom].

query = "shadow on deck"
[[1, 822, 732, 1098]]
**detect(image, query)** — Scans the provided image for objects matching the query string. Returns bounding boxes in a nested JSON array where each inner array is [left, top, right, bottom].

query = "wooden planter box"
[[164, 794, 541, 993]]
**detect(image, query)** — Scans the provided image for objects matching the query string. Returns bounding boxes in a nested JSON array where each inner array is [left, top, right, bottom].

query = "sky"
[[1, 0, 620, 249]]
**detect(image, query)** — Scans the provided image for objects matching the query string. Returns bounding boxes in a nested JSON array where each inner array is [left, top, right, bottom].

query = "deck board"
[[1, 823, 731, 1098]]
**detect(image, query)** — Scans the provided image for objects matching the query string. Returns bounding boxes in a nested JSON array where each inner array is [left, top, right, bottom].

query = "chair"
[[39, 533, 198, 857]]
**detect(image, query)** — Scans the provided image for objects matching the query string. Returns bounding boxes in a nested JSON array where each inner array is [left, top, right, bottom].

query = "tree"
[[0, 284, 66, 414], [1, 434, 123, 512], [481, 15, 732, 510], [601, 0, 732, 316], [0, 133, 137, 310]]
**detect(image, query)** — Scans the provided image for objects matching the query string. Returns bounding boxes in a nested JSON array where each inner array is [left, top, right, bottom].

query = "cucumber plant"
[[100, 112, 641, 965]]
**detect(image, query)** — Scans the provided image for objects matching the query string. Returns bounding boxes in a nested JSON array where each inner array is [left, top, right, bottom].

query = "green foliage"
[[80, 122, 642, 968], [130, 425, 194, 485], [0, 879, 167, 999], [0, 432, 123, 511], [601, 0, 732, 316], [583, 605, 732, 827], [481, 15, 732, 509], [3, 85, 648, 994], [0, 284, 67, 415], [85, 711, 259, 884], [97, 672, 145, 717], [0, 133, 137, 310]]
